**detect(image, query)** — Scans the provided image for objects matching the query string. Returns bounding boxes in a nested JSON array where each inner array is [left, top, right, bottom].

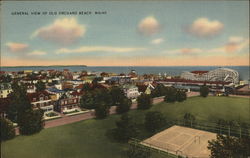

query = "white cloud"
[[209, 37, 249, 53], [55, 46, 147, 54], [151, 38, 164, 44], [31, 18, 86, 45], [6, 42, 29, 52], [167, 48, 203, 55], [138, 16, 161, 36], [187, 18, 224, 37], [228, 36, 244, 44], [164, 37, 249, 56], [28, 50, 47, 56]]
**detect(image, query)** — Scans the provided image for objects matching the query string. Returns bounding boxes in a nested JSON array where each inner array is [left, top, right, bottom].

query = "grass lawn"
[[2, 96, 250, 158]]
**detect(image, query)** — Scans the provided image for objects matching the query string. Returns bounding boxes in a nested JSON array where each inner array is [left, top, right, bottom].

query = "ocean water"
[[1, 66, 249, 81]]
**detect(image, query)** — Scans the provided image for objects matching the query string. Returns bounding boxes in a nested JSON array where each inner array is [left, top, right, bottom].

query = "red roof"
[[71, 91, 84, 96], [157, 79, 231, 85], [75, 84, 84, 89], [191, 71, 208, 74], [27, 91, 50, 101]]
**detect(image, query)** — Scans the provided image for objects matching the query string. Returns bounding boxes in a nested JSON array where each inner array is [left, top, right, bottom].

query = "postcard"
[[1, 1, 249, 158]]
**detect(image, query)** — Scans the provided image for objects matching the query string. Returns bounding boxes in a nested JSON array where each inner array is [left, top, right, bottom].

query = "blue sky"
[[1, 1, 249, 66]]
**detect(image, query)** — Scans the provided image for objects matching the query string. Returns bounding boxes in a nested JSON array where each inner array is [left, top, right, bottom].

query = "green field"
[[2, 96, 250, 158]]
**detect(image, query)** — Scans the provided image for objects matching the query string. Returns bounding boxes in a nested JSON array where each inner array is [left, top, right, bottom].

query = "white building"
[[0, 83, 12, 98], [122, 84, 140, 99]]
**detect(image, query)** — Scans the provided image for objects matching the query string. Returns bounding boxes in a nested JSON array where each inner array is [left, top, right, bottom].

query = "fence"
[[169, 120, 250, 138], [128, 120, 250, 158]]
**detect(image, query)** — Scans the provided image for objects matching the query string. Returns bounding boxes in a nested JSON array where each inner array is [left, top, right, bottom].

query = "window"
[[33, 98, 36, 102], [45, 96, 48, 100]]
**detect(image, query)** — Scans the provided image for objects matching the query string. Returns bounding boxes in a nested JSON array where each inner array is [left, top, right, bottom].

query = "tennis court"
[[142, 125, 217, 158]]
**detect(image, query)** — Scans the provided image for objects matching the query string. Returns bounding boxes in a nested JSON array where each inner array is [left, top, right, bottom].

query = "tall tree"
[[0, 118, 15, 141], [6, 82, 31, 122], [145, 111, 166, 133], [113, 114, 138, 142], [6, 82, 44, 135], [208, 134, 250, 158], [110, 86, 125, 106], [94, 101, 110, 119], [80, 91, 95, 109], [164, 87, 177, 103], [116, 98, 132, 114], [200, 85, 209, 97], [176, 90, 187, 102], [137, 94, 152, 110], [18, 109, 44, 135], [151, 84, 167, 98]]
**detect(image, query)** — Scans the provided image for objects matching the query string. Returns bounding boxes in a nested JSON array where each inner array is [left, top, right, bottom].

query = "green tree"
[[145, 111, 166, 133], [151, 84, 167, 98], [80, 91, 95, 109], [0, 118, 15, 141], [116, 98, 132, 114], [183, 113, 195, 127], [0, 75, 12, 83], [164, 87, 177, 103], [137, 94, 152, 110], [208, 134, 250, 158], [6, 82, 31, 122], [18, 109, 44, 135], [127, 144, 151, 158], [200, 85, 209, 97], [110, 86, 125, 106], [176, 89, 187, 102], [113, 114, 138, 142], [35, 80, 46, 92], [94, 101, 110, 119], [93, 89, 112, 106], [81, 83, 92, 92]]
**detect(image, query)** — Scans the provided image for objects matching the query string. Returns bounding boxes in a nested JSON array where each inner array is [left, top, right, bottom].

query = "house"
[[27, 91, 54, 112], [46, 87, 65, 100], [108, 76, 132, 85], [26, 83, 36, 93], [136, 83, 155, 95], [0, 83, 12, 98], [56, 93, 80, 113], [122, 84, 140, 99]]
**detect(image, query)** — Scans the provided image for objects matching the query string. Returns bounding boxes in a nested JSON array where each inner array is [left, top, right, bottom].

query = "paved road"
[[15, 92, 200, 134], [45, 92, 199, 129], [45, 96, 166, 129]]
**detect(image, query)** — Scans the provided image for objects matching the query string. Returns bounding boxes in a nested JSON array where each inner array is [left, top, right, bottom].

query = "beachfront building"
[[181, 68, 239, 84], [0, 83, 12, 98]]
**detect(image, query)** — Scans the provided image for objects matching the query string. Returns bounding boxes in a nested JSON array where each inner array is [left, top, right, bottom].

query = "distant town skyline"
[[1, 1, 249, 66]]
